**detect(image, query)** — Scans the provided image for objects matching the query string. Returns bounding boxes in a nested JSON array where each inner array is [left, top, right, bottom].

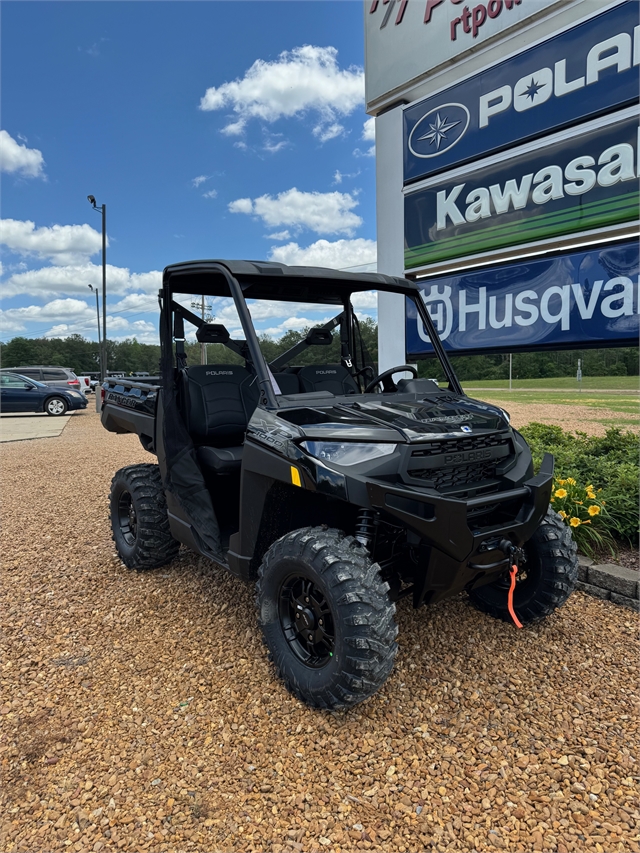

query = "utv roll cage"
[[160, 259, 463, 402]]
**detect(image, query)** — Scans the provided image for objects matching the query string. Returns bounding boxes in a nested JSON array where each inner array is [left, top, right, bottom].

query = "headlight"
[[301, 441, 397, 467]]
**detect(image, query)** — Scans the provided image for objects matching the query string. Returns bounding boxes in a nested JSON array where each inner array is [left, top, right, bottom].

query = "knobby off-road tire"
[[110, 464, 180, 570], [257, 527, 398, 711], [469, 508, 578, 624]]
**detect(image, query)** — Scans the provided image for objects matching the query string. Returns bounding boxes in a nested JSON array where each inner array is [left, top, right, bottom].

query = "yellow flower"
[[557, 479, 566, 486], [586, 491, 596, 501], [588, 504, 600, 516], [554, 488, 568, 499], [559, 510, 568, 519], [569, 517, 581, 527], [567, 478, 577, 485], [575, 500, 583, 505]]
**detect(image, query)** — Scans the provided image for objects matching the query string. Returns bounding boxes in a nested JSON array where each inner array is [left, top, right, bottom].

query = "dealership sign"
[[365, 0, 563, 109], [406, 240, 639, 356], [403, 2, 639, 183], [404, 111, 639, 270]]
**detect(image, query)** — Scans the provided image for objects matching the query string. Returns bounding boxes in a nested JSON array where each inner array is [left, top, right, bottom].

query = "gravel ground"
[[1, 412, 639, 853], [476, 401, 639, 437]]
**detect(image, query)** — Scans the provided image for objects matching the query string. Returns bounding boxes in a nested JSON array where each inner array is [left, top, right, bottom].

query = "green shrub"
[[519, 424, 639, 548]]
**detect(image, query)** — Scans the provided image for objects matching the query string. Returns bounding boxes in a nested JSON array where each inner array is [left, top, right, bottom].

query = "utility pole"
[[190, 296, 213, 365], [509, 353, 512, 392]]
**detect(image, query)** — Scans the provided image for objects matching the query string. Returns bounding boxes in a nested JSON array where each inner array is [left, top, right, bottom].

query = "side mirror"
[[23, 383, 33, 390]]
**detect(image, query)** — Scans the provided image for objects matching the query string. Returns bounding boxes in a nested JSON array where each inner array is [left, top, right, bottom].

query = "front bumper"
[[363, 453, 554, 606]]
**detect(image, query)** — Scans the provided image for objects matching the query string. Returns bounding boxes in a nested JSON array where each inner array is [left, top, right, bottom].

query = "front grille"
[[411, 432, 511, 458], [409, 460, 498, 491]]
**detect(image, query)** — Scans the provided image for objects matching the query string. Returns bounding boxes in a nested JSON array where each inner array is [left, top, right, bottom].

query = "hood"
[[277, 393, 509, 442]]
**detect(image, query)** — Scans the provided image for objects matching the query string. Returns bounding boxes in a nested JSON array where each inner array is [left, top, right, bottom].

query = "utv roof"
[[163, 259, 418, 305]]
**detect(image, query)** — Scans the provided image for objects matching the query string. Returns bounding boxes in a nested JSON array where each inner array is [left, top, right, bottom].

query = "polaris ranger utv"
[[101, 260, 577, 710]]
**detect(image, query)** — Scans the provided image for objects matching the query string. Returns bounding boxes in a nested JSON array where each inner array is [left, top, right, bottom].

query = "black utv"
[[101, 260, 577, 710]]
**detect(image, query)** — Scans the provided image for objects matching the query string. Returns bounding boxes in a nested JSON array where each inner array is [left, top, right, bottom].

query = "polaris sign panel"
[[403, 2, 640, 184], [406, 240, 639, 356], [404, 111, 639, 270]]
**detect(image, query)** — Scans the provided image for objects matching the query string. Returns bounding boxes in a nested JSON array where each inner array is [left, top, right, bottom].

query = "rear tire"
[[257, 527, 398, 710], [45, 396, 67, 416], [468, 508, 578, 624], [110, 464, 180, 570]]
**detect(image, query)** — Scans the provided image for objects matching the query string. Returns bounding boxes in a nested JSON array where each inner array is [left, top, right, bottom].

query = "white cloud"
[[0, 219, 103, 266], [265, 230, 291, 241], [268, 238, 377, 270], [362, 117, 375, 142], [228, 197, 253, 215], [0, 295, 160, 342], [0, 298, 96, 334], [332, 169, 361, 185], [2, 262, 161, 298], [199, 45, 364, 143], [192, 174, 209, 187], [0, 131, 45, 178], [202, 189, 218, 199], [229, 188, 362, 236]]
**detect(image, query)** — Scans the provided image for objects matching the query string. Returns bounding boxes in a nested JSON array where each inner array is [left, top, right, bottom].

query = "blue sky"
[[0, 0, 377, 344]]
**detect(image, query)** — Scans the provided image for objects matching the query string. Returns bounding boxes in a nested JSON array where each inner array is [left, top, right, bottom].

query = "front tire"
[[257, 527, 398, 710], [110, 464, 180, 570], [45, 396, 68, 416], [468, 508, 578, 624]]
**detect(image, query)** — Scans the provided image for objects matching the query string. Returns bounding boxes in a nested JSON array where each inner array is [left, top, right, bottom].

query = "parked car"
[[0, 372, 88, 416], [76, 375, 92, 394], [0, 365, 81, 390]]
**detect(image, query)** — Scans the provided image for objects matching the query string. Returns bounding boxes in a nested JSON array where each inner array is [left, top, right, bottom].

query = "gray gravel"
[[1, 412, 639, 853]]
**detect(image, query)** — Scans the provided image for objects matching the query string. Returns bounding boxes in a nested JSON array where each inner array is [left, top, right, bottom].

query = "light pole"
[[87, 195, 107, 379], [88, 284, 102, 374]]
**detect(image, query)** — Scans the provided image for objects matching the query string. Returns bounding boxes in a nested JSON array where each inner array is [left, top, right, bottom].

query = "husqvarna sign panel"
[[405, 240, 639, 356], [403, 2, 640, 184], [404, 110, 639, 270], [364, 0, 564, 109]]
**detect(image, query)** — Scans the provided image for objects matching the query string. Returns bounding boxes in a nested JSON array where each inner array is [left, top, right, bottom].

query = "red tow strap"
[[507, 564, 523, 629]]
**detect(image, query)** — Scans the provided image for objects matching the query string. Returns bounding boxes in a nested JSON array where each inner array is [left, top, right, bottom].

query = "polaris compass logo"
[[460, 424, 472, 433], [408, 103, 470, 159]]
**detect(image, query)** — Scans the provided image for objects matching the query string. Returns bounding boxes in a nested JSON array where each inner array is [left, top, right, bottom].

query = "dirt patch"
[[483, 402, 638, 437], [1, 412, 639, 853]]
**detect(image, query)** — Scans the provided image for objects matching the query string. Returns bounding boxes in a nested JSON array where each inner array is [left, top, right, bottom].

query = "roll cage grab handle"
[[164, 267, 463, 405]]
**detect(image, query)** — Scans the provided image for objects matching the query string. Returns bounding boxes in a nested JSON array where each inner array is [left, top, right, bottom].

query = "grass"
[[462, 376, 639, 391]]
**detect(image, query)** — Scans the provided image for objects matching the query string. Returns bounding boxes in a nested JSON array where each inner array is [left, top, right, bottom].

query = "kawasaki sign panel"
[[404, 110, 639, 270], [403, 2, 640, 184], [406, 240, 639, 357]]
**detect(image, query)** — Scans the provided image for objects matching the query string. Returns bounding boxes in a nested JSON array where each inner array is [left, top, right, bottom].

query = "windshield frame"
[[162, 264, 463, 408]]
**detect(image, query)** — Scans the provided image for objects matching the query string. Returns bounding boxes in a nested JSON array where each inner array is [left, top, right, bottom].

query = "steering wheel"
[[364, 364, 418, 393]]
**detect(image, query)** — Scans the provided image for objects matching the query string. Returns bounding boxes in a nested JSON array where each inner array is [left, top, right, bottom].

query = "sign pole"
[[509, 353, 512, 392]]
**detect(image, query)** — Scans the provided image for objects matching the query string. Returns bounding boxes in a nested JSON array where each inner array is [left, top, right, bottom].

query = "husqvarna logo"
[[418, 284, 454, 342], [408, 103, 470, 159]]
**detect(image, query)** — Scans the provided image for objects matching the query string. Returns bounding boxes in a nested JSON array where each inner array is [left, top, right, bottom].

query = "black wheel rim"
[[117, 489, 137, 546], [278, 573, 335, 668]]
